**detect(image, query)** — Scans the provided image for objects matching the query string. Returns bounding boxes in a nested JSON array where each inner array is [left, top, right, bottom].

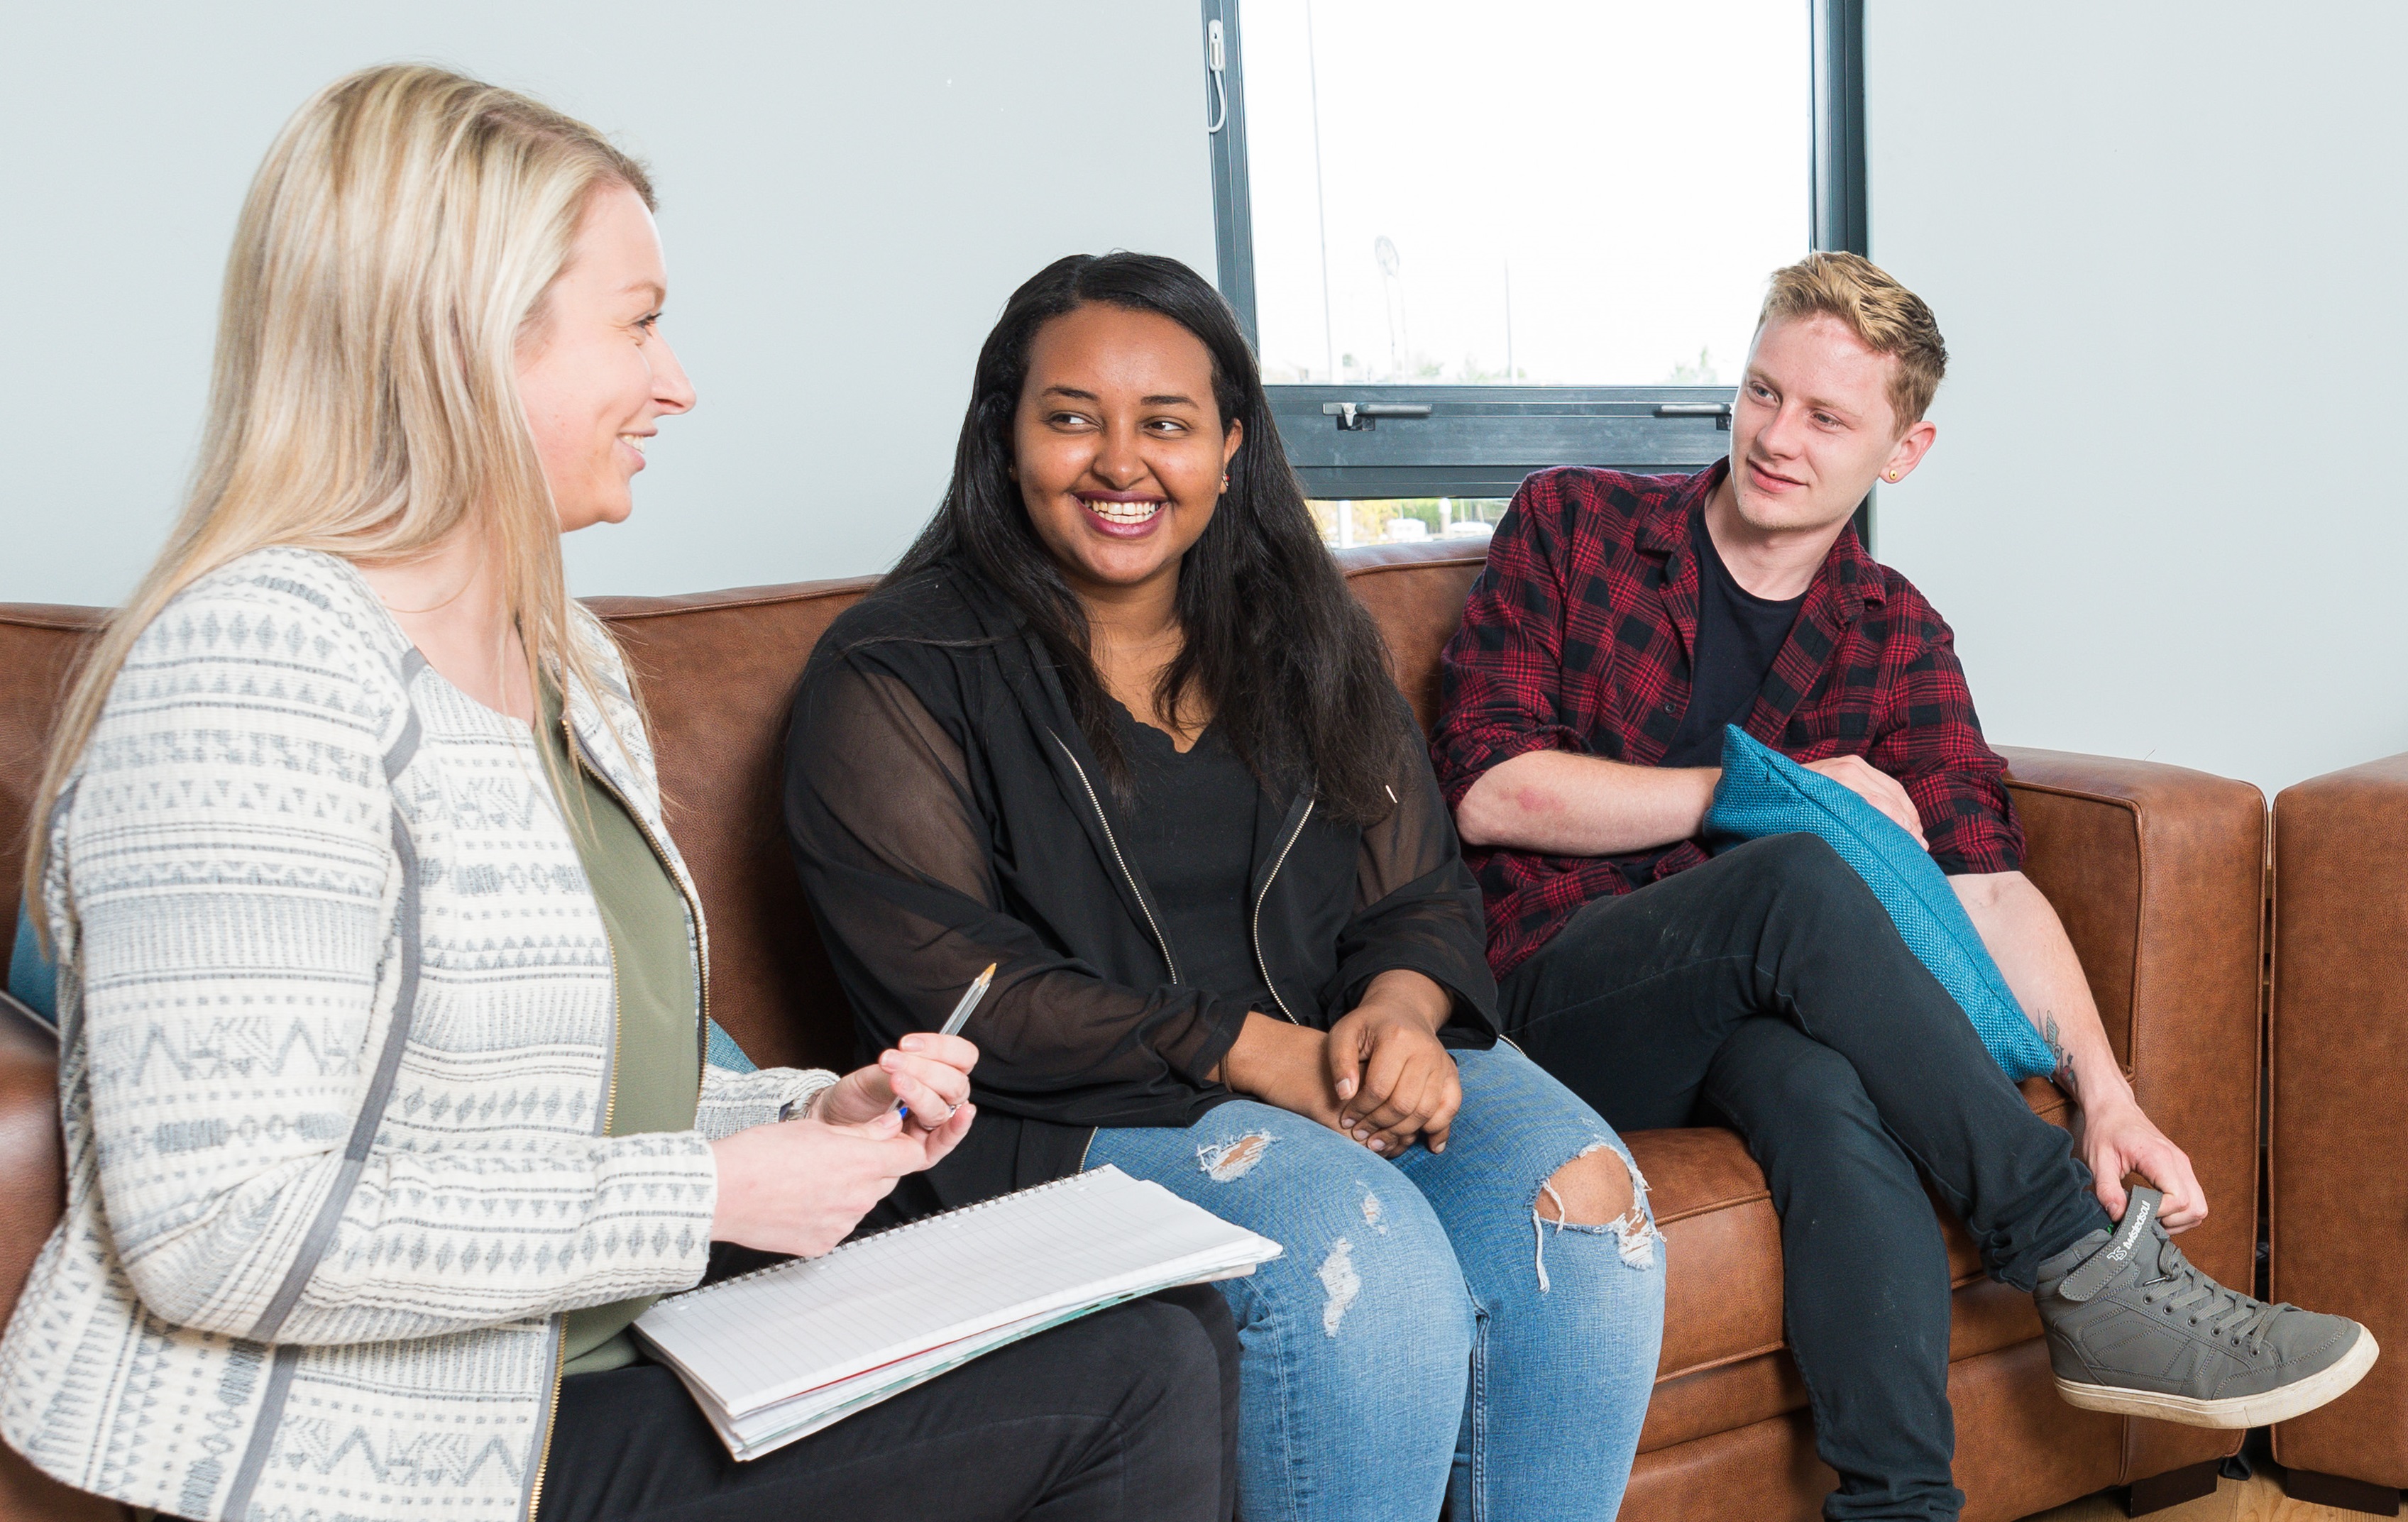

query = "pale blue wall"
[[1867, 1, 2408, 793], [1, 1, 1217, 605], [11, 2, 2398, 793]]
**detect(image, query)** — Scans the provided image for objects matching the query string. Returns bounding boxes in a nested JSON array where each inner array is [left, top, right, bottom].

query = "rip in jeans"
[[1197, 1131, 1275, 1182], [1318, 1239, 1363, 1335], [1532, 1143, 1661, 1291]]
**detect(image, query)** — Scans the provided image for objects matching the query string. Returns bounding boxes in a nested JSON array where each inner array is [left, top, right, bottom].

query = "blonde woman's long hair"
[[26, 63, 654, 919]]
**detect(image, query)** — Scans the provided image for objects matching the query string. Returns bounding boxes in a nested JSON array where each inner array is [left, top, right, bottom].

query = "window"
[[1202, 0, 1867, 541], [1308, 496, 1512, 548]]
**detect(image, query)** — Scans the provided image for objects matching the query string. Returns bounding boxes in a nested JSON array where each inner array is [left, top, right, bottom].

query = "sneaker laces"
[[2138, 1237, 2284, 1357]]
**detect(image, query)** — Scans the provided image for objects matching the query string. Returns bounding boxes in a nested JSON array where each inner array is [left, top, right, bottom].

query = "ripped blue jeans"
[[1083, 1042, 1665, 1522]]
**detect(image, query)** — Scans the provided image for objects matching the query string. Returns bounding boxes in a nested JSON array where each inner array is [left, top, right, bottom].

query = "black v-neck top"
[[1109, 705, 1277, 1015]]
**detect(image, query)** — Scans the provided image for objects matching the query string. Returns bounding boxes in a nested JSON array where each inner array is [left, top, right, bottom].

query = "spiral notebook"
[[632, 1164, 1282, 1460]]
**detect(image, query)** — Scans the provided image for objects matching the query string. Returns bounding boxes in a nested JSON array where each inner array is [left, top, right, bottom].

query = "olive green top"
[[544, 688, 705, 1377]]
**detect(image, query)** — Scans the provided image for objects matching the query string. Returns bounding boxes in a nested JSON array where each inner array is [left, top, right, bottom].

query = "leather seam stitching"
[[1651, 1189, 1770, 1227]]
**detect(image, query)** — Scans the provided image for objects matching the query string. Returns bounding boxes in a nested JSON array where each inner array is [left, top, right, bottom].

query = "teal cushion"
[[705, 1018, 757, 1074], [1702, 726, 2056, 1082], [9, 903, 54, 1030]]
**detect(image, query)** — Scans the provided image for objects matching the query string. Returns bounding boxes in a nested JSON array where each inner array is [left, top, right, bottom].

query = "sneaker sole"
[[2054, 1323, 2380, 1428]]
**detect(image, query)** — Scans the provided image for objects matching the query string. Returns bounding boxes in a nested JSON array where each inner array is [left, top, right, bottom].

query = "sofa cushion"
[[588, 577, 878, 1069], [1329, 544, 1486, 732], [0, 605, 104, 998]]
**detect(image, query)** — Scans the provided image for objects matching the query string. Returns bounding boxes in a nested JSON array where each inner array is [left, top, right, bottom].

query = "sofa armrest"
[[1997, 749, 2265, 1281], [0, 1046, 116, 1521], [2267, 752, 2408, 1484], [0, 1045, 60, 1318]]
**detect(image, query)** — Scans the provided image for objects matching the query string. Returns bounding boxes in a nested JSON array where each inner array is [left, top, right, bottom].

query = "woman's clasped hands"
[[708, 1032, 979, 1258], [1219, 969, 1463, 1159], [1327, 970, 1463, 1157]]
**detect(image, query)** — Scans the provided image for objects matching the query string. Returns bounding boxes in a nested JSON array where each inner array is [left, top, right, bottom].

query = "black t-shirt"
[[1612, 512, 1809, 890], [1659, 509, 1808, 768], [1111, 706, 1278, 1013]]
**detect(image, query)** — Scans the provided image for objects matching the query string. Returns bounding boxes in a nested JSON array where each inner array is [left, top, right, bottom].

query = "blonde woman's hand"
[[708, 1103, 975, 1257], [814, 1035, 979, 1138]]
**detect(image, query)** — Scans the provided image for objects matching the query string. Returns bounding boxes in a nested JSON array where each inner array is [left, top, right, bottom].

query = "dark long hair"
[[889, 252, 1404, 825]]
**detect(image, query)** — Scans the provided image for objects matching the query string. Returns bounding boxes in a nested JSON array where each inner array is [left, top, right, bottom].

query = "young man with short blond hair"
[[1431, 252, 2371, 1521]]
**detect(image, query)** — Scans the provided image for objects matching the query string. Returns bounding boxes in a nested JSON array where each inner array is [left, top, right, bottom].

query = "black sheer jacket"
[[783, 561, 1498, 1213]]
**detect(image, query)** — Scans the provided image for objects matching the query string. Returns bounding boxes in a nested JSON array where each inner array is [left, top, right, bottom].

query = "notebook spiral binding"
[[668, 1168, 1110, 1303]]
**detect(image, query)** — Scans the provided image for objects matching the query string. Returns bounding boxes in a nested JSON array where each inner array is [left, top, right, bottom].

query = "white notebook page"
[[634, 1165, 1279, 1417]]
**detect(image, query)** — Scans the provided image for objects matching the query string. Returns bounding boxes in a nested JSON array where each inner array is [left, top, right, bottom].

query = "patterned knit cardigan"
[[0, 548, 835, 1522]]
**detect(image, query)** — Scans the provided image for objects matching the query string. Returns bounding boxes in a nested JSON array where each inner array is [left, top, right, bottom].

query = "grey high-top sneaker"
[[2034, 1186, 2377, 1428]]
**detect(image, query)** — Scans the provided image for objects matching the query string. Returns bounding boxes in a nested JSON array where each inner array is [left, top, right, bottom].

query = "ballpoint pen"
[[896, 962, 995, 1125]]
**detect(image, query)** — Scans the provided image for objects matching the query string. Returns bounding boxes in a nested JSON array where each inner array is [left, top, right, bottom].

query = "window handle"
[[1205, 19, 1229, 134], [1322, 402, 1434, 431], [1654, 402, 1733, 431]]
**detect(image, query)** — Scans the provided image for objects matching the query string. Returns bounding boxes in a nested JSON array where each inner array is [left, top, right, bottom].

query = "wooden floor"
[[2021, 1472, 2383, 1521]]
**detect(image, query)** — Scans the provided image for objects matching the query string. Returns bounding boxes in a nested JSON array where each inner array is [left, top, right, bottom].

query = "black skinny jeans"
[[1498, 834, 2113, 1522], [537, 1286, 1238, 1522]]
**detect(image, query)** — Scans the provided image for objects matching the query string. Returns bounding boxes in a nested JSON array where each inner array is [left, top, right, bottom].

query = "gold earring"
[[1884, 470, 1901, 482]]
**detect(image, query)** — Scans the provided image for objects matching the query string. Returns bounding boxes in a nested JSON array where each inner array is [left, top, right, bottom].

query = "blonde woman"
[[1, 66, 1233, 1522]]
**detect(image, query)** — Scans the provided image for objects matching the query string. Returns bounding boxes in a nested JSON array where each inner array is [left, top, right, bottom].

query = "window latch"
[[1654, 402, 1733, 431], [1322, 402, 1434, 431], [1206, 19, 1229, 133]]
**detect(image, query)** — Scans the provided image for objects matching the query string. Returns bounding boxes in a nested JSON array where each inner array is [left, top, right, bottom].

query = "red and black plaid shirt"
[[1431, 460, 2023, 981]]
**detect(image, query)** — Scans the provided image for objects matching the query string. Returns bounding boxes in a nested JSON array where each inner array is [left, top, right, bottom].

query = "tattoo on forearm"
[[2043, 1013, 2076, 1093]]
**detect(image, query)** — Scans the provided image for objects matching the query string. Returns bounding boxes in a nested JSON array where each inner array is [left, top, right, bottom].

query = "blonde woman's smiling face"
[[516, 183, 696, 532]]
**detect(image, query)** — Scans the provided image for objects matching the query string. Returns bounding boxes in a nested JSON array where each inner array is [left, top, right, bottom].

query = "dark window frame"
[[1200, 0, 1871, 536]]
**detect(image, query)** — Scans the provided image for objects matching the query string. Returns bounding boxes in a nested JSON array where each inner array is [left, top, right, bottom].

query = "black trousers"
[[1499, 834, 2113, 1522], [537, 1286, 1238, 1522]]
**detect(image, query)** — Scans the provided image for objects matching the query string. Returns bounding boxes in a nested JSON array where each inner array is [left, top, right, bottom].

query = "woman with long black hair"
[[784, 253, 1664, 1519]]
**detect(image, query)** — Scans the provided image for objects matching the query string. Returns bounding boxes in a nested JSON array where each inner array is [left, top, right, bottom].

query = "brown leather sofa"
[[0, 539, 2267, 1521], [2270, 754, 2408, 1516]]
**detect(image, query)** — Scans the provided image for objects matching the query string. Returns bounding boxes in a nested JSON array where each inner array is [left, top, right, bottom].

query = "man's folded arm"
[[1436, 485, 1717, 856], [1453, 750, 1717, 856]]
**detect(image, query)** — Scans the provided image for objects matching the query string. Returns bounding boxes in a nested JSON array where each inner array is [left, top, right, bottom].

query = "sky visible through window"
[[1243, 0, 1811, 387]]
